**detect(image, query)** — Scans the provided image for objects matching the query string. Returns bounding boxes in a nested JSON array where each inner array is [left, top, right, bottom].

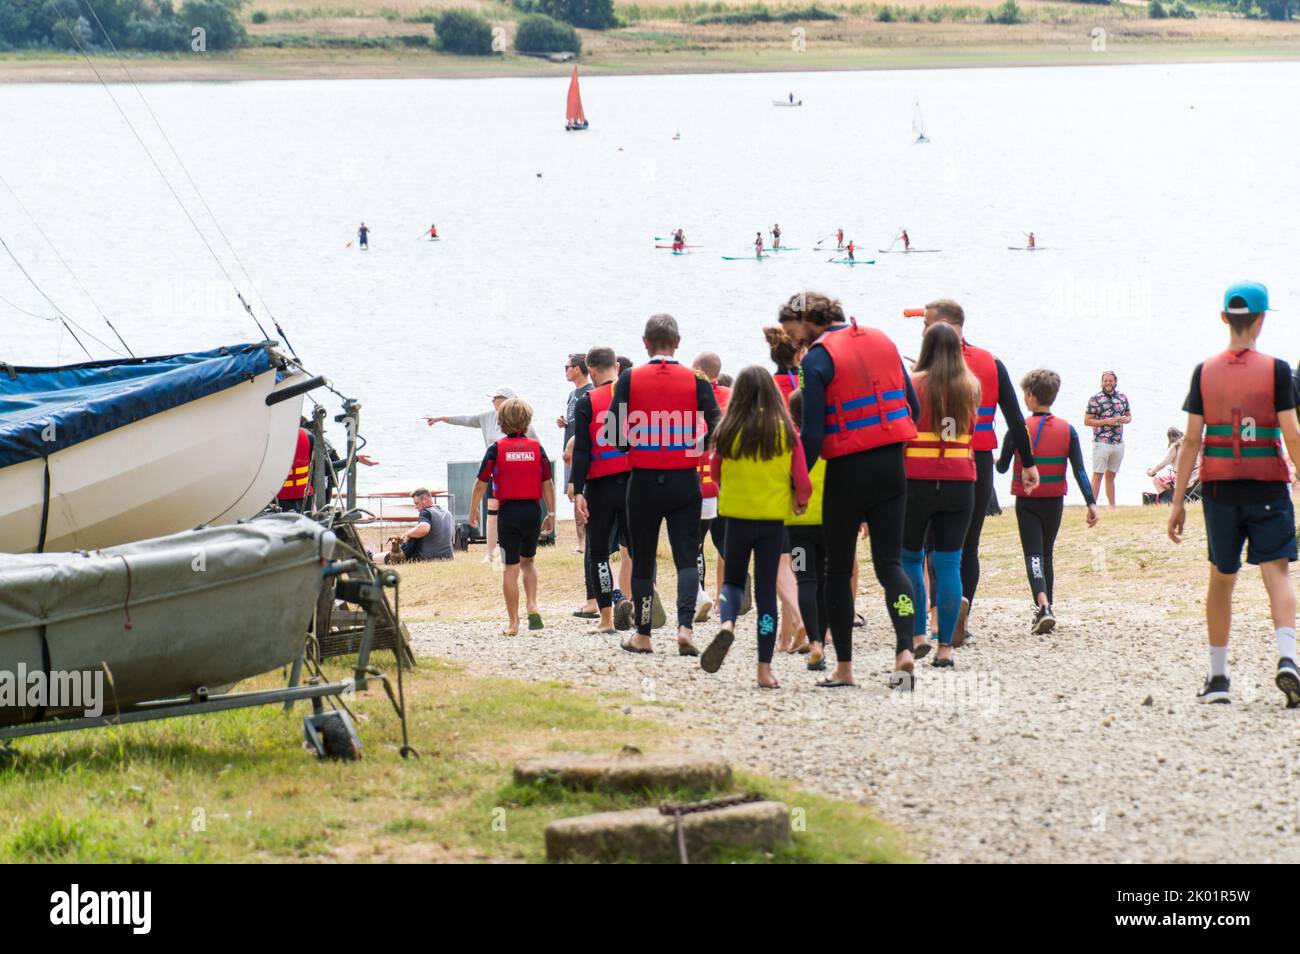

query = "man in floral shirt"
[[1084, 370, 1132, 507]]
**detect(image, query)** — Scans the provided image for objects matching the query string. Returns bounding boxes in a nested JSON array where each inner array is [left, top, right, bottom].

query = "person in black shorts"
[[613, 314, 721, 655], [1169, 281, 1300, 707], [469, 399, 556, 636]]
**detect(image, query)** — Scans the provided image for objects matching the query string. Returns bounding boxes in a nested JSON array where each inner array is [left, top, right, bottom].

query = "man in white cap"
[[427, 388, 539, 563]]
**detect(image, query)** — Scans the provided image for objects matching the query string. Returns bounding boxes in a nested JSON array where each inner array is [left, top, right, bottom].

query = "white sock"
[[1209, 646, 1229, 679], [1277, 627, 1297, 662]]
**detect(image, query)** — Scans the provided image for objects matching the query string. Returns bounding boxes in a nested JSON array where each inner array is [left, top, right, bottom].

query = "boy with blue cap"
[[1169, 282, 1300, 706]]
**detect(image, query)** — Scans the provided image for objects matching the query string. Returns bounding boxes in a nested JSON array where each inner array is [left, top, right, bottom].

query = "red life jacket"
[[774, 368, 799, 404], [1012, 414, 1070, 497], [492, 434, 545, 501], [586, 382, 630, 481], [962, 340, 1000, 452], [1199, 348, 1290, 483], [816, 320, 917, 458], [625, 360, 702, 470], [903, 375, 977, 481], [278, 427, 312, 501], [699, 381, 731, 498]]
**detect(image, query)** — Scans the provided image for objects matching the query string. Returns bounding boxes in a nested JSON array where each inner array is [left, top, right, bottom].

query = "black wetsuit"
[[612, 361, 721, 635], [800, 335, 920, 660], [571, 387, 631, 610]]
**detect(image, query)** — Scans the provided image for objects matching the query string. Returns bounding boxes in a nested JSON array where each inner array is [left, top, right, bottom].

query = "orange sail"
[[566, 66, 587, 125]]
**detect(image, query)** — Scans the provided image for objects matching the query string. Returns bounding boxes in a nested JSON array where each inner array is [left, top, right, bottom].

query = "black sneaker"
[[1197, 674, 1231, 704], [1032, 605, 1056, 635], [1276, 658, 1300, 708], [614, 600, 634, 632]]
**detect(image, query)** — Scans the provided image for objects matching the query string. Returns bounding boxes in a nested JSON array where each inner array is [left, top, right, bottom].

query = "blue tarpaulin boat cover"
[[0, 343, 275, 468]]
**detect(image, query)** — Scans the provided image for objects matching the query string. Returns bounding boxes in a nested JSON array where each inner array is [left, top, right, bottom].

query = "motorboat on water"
[[0, 341, 318, 554]]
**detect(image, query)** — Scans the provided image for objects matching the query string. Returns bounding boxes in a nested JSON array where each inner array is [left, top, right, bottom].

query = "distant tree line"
[[512, 0, 617, 30], [0, 0, 246, 52]]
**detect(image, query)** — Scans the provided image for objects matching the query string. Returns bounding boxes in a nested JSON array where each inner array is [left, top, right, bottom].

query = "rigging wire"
[[0, 229, 109, 361], [78, 0, 301, 359], [0, 169, 134, 356], [46, 0, 276, 345]]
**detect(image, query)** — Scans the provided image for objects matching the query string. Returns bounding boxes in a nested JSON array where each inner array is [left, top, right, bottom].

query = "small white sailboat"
[[913, 100, 930, 143]]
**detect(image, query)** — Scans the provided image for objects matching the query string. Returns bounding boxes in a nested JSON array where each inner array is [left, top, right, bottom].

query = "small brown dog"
[[383, 537, 406, 565]]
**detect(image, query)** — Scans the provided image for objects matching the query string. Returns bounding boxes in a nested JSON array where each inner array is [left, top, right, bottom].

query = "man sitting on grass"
[[400, 488, 455, 561]]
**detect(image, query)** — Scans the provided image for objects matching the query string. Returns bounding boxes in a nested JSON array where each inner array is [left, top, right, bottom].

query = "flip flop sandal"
[[620, 637, 653, 654], [815, 678, 855, 688], [758, 682, 781, 690], [677, 642, 700, 657], [572, 610, 600, 619], [614, 600, 634, 632], [651, 591, 668, 629], [589, 628, 616, 636], [853, 613, 866, 629], [796, 645, 811, 655], [700, 629, 734, 674], [912, 640, 932, 660], [528, 612, 544, 631], [807, 657, 827, 672], [501, 628, 518, 637], [932, 656, 955, 668]]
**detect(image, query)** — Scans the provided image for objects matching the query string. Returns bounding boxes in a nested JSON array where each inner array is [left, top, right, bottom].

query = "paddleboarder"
[[772, 224, 782, 249], [1026, 231, 1035, 249], [836, 228, 844, 249], [755, 232, 764, 259], [358, 222, 370, 250], [846, 239, 855, 262], [672, 228, 686, 253], [901, 228, 911, 251], [429, 224, 438, 240]]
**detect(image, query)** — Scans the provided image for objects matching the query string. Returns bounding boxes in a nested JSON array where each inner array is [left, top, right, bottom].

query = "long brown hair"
[[714, 365, 795, 461], [912, 322, 978, 437]]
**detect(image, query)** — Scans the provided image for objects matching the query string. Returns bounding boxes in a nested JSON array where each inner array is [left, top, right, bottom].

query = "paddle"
[[813, 231, 837, 247], [884, 230, 902, 253]]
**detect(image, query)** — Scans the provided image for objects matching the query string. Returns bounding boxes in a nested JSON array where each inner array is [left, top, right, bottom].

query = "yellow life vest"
[[718, 432, 793, 521], [785, 454, 824, 526]]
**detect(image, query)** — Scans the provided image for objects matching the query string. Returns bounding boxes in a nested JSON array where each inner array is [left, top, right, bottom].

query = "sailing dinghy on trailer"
[[0, 342, 318, 554]]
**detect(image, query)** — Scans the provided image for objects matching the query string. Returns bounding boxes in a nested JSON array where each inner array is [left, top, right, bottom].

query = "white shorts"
[[701, 496, 719, 521], [1091, 442, 1125, 474]]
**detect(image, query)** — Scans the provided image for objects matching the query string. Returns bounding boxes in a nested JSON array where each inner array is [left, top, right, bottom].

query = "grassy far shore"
[[3, 0, 1300, 80]]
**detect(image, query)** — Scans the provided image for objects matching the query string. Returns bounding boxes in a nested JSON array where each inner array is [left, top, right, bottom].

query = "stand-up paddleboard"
[[878, 248, 941, 254], [1008, 246, 1051, 251], [766, 247, 799, 252], [773, 100, 803, 107], [829, 259, 876, 265], [655, 244, 703, 249], [722, 255, 768, 260]]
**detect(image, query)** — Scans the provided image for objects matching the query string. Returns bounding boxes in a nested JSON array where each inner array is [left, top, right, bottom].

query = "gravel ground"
[[411, 587, 1300, 863]]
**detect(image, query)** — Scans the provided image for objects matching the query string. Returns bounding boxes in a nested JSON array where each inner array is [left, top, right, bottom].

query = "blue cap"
[[1223, 281, 1269, 315]]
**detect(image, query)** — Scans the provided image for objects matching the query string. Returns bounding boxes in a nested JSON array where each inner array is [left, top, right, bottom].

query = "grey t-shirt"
[[405, 506, 454, 561], [445, 410, 538, 447]]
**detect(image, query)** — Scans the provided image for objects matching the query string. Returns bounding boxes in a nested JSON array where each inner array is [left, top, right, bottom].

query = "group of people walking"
[[440, 281, 1300, 706]]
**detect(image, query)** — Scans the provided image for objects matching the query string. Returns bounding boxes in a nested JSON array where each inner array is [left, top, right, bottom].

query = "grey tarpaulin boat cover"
[[0, 513, 334, 726]]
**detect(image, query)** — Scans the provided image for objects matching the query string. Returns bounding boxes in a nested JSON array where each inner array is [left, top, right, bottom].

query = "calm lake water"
[[3, 61, 1298, 511]]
